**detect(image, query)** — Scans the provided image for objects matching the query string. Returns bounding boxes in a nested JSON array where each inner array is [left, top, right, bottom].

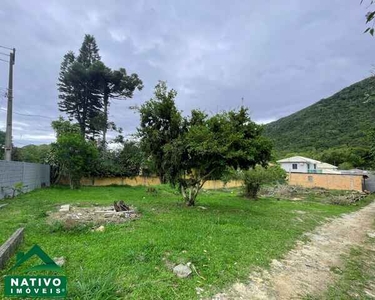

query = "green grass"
[[0, 185, 373, 299]]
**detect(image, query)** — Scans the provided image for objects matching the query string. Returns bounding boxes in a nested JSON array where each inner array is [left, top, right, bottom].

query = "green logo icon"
[[4, 245, 67, 298]]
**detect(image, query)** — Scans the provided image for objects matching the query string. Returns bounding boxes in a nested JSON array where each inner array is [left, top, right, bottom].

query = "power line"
[[0, 108, 55, 120], [0, 52, 10, 57], [0, 58, 9, 63], [0, 45, 13, 51]]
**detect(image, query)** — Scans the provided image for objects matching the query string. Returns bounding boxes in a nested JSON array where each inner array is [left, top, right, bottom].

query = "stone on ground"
[[95, 225, 105, 232], [173, 264, 192, 278], [54, 256, 65, 267], [59, 205, 70, 212]]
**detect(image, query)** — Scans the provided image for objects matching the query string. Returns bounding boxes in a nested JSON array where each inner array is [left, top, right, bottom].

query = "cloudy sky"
[[0, 0, 374, 146]]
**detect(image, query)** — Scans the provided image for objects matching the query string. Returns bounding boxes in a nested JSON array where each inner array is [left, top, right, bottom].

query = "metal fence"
[[0, 160, 50, 199]]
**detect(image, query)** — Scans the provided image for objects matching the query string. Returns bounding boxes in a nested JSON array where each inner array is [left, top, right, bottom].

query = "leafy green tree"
[[240, 165, 286, 199], [51, 117, 81, 137], [316, 147, 370, 169], [338, 162, 354, 170], [92, 141, 143, 177], [50, 118, 98, 188], [138, 81, 182, 183], [14, 144, 51, 164], [164, 107, 272, 206], [52, 131, 98, 189], [118, 141, 143, 177]]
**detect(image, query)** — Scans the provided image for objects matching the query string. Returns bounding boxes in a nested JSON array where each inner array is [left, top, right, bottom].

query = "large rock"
[[173, 264, 192, 278]]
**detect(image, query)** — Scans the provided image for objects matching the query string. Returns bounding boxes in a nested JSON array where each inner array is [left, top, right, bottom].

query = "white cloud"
[[109, 29, 127, 43]]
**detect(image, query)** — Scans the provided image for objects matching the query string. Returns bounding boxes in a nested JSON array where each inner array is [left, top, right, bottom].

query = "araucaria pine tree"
[[58, 34, 143, 144]]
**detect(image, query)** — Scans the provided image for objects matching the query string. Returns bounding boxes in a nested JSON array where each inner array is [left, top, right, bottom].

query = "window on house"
[[292, 163, 298, 170], [307, 163, 310, 170], [308, 176, 313, 182], [313, 164, 317, 169]]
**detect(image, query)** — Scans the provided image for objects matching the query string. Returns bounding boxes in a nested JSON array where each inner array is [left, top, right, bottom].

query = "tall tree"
[[58, 35, 103, 138], [77, 34, 101, 67], [138, 81, 182, 183], [58, 34, 142, 143], [98, 66, 143, 146]]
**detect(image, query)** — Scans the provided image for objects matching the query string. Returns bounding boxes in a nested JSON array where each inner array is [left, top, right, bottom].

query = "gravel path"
[[213, 201, 375, 300]]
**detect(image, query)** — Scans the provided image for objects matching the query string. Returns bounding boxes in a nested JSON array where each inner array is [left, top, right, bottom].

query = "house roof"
[[317, 162, 338, 169], [277, 156, 321, 164]]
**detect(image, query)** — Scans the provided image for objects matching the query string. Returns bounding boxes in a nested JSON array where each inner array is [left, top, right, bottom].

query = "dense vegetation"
[[264, 77, 375, 167]]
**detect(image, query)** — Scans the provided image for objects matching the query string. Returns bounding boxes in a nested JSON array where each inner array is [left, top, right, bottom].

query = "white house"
[[317, 162, 339, 174], [277, 156, 321, 173]]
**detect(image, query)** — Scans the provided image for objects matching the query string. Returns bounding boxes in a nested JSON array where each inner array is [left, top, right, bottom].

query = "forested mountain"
[[265, 77, 375, 151], [264, 77, 375, 168]]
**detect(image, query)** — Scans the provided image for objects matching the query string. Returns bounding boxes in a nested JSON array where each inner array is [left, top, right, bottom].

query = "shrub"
[[241, 165, 287, 199]]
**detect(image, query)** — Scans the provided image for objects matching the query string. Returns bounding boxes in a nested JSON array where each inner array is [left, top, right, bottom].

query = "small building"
[[277, 156, 321, 173]]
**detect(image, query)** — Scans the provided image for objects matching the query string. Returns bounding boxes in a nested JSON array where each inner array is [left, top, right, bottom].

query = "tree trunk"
[[102, 93, 109, 148], [181, 183, 201, 206], [245, 183, 260, 199], [159, 172, 167, 184]]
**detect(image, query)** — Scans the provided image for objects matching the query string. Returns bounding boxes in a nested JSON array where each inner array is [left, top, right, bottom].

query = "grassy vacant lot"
[[0, 185, 373, 299]]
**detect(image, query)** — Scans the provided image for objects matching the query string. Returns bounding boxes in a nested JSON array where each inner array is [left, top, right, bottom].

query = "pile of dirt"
[[47, 204, 138, 225]]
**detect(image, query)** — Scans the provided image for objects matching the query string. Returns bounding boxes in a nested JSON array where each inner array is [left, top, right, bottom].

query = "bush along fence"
[[0, 161, 50, 199]]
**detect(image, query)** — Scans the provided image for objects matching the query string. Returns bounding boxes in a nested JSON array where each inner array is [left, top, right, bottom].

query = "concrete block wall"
[[0, 161, 50, 199], [288, 172, 363, 191]]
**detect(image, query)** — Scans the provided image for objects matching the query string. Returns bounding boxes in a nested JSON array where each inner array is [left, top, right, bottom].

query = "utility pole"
[[4, 48, 15, 161]]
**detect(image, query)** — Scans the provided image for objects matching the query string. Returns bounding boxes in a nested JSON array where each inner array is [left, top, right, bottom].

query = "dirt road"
[[213, 201, 375, 300]]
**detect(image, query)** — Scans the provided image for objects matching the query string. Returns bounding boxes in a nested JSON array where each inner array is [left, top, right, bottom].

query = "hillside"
[[264, 77, 375, 153]]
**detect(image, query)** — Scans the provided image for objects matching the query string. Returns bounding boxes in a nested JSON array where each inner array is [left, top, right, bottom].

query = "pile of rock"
[[48, 202, 138, 225]]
